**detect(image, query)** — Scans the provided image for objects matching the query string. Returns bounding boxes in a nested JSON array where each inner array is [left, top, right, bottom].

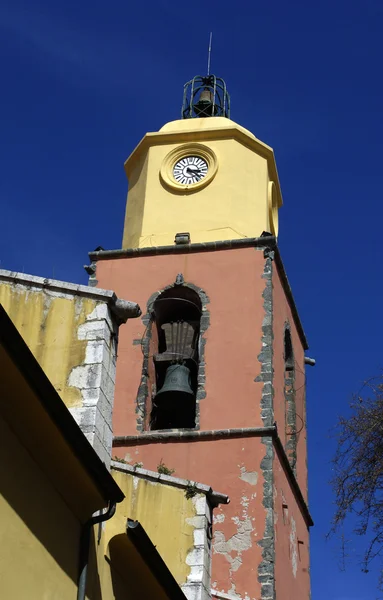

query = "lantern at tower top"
[[182, 75, 230, 119]]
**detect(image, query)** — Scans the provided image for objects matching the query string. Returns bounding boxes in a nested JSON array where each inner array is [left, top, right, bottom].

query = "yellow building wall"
[[0, 414, 80, 600], [104, 470, 197, 585], [122, 117, 282, 248], [0, 282, 98, 408]]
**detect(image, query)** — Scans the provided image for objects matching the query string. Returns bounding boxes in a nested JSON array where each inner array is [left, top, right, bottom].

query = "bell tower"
[[122, 74, 281, 249], [89, 75, 312, 600]]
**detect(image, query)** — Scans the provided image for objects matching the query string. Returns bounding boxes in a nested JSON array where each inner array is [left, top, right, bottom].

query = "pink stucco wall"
[[273, 456, 310, 599], [95, 246, 311, 599], [272, 262, 310, 598], [114, 436, 267, 599], [95, 247, 266, 435]]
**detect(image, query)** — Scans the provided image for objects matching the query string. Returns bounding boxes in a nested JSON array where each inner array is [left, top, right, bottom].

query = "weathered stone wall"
[[68, 302, 118, 466], [183, 493, 213, 600], [109, 461, 227, 599], [0, 270, 139, 466], [271, 261, 308, 498]]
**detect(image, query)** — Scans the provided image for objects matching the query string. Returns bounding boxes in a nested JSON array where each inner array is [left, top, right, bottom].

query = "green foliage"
[[157, 459, 175, 476], [113, 456, 127, 463], [185, 481, 198, 500]]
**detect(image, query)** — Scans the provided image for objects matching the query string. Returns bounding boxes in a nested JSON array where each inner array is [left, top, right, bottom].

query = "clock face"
[[173, 156, 208, 185]]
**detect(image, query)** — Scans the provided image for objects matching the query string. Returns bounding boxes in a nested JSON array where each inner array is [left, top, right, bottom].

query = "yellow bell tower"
[[122, 75, 283, 249]]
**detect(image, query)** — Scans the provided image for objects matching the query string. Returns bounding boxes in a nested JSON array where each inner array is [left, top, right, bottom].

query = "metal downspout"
[[77, 501, 117, 600]]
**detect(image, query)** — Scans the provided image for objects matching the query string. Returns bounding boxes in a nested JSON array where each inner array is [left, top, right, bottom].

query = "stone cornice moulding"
[[111, 460, 229, 508], [88, 237, 308, 350], [0, 269, 141, 322], [113, 425, 313, 528]]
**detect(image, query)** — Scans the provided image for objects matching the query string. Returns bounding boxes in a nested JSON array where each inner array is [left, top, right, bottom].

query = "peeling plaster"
[[239, 467, 258, 487], [289, 517, 298, 578], [211, 584, 251, 600], [213, 463, 259, 597], [213, 515, 254, 574], [211, 584, 247, 600], [213, 514, 225, 525], [227, 583, 251, 600]]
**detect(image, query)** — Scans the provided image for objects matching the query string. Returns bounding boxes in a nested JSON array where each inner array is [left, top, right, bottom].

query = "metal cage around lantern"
[[182, 75, 230, 119]]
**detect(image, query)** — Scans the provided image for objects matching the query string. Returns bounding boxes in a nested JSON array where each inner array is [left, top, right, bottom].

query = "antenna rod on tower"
[[207, 32, 212, 76]]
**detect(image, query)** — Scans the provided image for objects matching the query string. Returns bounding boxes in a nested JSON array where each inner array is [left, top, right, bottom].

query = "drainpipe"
[[77, 501, 116, 600]]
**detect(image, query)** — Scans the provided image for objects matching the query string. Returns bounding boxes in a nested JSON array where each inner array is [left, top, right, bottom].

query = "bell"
[[155, 364, 194, 408], [194, 88, 217, 117]]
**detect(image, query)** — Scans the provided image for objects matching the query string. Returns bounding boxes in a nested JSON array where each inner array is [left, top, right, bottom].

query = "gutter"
[[77, 502, 117, 600]]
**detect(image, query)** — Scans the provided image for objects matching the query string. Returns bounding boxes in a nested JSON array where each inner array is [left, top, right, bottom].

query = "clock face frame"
[[160, 143, 218, 192], [173, 156, 208, 185]]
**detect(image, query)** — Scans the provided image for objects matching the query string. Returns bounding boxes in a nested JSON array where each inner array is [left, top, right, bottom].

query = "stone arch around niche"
[[135, 274, 210, 432]]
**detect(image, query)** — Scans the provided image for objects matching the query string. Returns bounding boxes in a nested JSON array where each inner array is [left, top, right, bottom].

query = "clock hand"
[[185, 167, 202, 176]]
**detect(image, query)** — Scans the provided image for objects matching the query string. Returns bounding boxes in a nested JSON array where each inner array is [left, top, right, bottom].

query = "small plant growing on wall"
[[185, 481, 198, 500], [157, 459, 175, 476], [113, 456, 127, 464]]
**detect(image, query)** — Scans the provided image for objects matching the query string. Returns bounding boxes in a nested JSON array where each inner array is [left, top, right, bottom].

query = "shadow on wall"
[[108, 533, 172, 600], [86, 532, 103, 600], [0, 416, 80, 591]]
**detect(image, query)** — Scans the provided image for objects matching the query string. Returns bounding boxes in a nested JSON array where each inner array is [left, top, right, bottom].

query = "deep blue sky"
[[1, 1, 382, 597]]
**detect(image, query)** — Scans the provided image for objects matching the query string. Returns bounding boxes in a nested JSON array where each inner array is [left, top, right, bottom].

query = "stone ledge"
[[113, 425, 314, 528], [87, 235, 309, 349], [113, 425, 276, 445], [111, 460, 229, 507], [0, 269, 141, 322], [89, 235, 276, 260], [0, 268, 115, 301]]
